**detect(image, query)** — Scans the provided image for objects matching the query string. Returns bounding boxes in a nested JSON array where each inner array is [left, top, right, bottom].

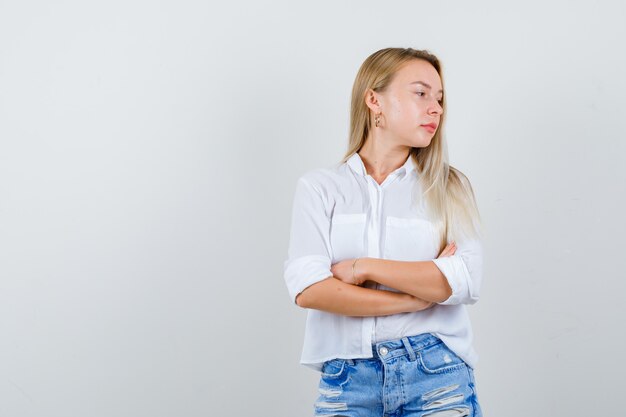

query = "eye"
[[416, 91, 444, 105]]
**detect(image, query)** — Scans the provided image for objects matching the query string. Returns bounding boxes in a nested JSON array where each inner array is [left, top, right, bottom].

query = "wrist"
[[354, 257, 371, 285]]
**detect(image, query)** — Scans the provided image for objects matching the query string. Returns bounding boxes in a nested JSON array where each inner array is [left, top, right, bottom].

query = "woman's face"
[[373, 59, 444, 148]]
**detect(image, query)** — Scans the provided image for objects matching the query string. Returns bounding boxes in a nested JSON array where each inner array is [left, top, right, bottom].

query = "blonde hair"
[[342, 47, 483, 250]]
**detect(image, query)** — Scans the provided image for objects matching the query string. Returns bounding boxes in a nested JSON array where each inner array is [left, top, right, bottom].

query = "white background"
[[1, 1, 625, 416]]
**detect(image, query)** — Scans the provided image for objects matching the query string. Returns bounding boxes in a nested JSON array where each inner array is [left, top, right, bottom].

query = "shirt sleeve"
[[431, 236, 483, 306], [283, 176, 333, 305]]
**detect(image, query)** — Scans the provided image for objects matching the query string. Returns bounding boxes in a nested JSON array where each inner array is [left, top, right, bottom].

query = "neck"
[[358, 133, 411, 179]]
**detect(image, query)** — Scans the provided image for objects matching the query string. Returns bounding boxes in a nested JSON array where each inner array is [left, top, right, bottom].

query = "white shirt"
[[283, 152, 484, 372]]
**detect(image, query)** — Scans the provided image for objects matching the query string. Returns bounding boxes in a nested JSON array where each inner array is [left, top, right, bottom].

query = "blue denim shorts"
[[314, 333, 482, 417]]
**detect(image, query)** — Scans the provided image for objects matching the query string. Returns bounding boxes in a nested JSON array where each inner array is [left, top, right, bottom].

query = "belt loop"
[[346, 358, 355, 365], [401, 337, 416, 362]]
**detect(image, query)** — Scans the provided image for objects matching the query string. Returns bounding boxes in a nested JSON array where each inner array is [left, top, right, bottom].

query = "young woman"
[[284, 47, 484, 417]]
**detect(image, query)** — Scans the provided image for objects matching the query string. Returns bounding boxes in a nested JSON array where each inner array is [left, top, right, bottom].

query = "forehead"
[[392, 60, 442, 91]]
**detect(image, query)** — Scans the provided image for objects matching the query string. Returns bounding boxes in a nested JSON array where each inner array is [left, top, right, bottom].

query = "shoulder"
[[292, 161, 349, 210], [297, 161, 347, 192]]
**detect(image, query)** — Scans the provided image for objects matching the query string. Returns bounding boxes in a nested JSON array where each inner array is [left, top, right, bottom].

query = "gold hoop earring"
[[375, 112, 381, 128]]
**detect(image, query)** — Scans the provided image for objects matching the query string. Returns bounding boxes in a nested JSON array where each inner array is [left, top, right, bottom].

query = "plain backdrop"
[[1, 1, 625, 416]]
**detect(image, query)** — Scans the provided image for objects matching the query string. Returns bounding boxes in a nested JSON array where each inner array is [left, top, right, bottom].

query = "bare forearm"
[[296, 277, 424, 317], [359, 258, 452, 303]]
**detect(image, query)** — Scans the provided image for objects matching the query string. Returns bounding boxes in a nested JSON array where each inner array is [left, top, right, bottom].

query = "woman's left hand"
[[331, 258, 366, 286]]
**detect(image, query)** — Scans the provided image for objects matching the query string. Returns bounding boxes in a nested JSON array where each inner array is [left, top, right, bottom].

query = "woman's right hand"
[[437, 241, 457, 258]]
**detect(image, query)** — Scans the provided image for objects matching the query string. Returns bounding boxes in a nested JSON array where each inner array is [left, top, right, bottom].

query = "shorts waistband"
[[370, 333, 442, 362]]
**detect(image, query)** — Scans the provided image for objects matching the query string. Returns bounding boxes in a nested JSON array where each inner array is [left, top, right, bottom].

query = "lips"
[[420, 123, 437, 133]]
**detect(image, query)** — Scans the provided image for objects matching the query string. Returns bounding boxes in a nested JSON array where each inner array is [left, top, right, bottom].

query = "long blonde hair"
[[342, 47, 483, 250]]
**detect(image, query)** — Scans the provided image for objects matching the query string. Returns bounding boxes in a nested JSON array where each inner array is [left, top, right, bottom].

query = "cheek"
[[396, 105, 419, 127], [389, 100, 413, 122], [386, 97, 422, 131]]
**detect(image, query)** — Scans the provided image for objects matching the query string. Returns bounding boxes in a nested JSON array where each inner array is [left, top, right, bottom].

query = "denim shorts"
[[314, 333, 482, 417]]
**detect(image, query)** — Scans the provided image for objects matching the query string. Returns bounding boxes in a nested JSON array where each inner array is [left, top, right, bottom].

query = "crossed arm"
[[295, 243, 457, 316], [295, 277, 435, 316]]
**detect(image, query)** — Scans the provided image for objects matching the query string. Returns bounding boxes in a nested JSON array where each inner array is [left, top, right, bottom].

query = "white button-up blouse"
[[283, 152, 484, 372]]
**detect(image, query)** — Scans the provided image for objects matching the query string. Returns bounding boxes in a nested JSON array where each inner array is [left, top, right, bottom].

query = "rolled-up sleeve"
[[431, 237, 483, 305], [283, 177, 333, 305]]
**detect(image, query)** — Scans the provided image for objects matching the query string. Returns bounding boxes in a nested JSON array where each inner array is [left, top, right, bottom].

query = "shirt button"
[[379, 347, 388, 356]]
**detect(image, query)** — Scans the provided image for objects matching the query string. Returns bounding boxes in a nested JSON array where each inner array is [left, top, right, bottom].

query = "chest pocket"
[[384, 216, 437, 261], [329, 213, 366, 262]]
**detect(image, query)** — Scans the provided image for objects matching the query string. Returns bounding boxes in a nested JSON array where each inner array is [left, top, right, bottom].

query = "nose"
[[428, 98, 443, 115]]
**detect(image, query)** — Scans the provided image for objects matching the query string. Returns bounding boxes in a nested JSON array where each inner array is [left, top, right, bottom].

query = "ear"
[[364, 88, 383, 114]]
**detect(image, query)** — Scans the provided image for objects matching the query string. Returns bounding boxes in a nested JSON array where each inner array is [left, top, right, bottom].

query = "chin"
[[411, 138, 432, 148]]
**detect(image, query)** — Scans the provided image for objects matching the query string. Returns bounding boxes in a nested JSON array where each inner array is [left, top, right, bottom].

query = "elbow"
[[295, 291, 307, 308], [295, 288, 313, 309], [431, 278, 454, 304], [440, 281, 453, 303], [293, 275, 332, 309]]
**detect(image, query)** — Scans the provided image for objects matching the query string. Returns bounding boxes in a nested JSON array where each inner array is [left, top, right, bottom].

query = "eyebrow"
[[410, 81, 443, 94]]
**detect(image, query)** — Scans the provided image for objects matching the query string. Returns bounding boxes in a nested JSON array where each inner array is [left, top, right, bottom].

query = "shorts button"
[[379, 347, 388, 356]]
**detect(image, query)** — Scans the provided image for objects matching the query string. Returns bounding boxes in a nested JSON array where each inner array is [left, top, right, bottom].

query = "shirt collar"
[[346, 152, 417, 177]]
